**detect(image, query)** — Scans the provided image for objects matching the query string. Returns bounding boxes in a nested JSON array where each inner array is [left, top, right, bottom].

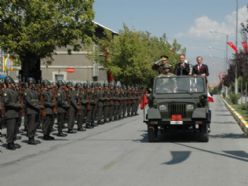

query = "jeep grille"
[[169, 103, 186, 117]]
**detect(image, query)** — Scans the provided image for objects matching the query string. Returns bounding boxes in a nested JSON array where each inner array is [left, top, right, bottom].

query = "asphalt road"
[[0, 95, 248, 186]]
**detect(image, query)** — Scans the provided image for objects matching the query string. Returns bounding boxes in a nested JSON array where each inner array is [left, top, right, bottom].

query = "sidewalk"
[[222, 98, 248, 136]]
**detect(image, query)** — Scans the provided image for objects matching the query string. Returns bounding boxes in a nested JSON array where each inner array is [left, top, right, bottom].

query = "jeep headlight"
[[159, 104, 168, 111], [186, 104, 194, 111]]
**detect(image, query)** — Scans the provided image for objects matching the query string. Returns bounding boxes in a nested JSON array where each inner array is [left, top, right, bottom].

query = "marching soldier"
[[3, 76, 22, 150]]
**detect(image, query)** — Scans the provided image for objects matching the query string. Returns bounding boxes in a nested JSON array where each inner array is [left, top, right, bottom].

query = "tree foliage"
[[0, 0, 95, 59], [98, 25, 185, 85]]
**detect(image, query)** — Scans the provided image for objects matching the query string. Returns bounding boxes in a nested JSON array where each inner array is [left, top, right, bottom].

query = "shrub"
[[239, 103, 248, 110], [228, 93, 240, 104]]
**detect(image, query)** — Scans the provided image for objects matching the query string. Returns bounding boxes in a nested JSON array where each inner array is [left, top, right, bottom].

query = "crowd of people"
[[0, 78, 145, 150]]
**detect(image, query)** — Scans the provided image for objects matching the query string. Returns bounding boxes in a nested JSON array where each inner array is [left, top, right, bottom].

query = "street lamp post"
[[209, 30, 230, 97]]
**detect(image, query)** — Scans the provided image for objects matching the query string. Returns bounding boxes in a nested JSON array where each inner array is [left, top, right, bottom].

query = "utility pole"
[[235, 0, 239, 94]]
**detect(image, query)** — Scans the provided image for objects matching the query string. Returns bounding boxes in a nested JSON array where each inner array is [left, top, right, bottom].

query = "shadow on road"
[[212, 121, 236, 125], [212, 109, 229, 112], [215, 114, 232, 117], [162, 151, 191, 165], [210, 133, 247, 139], [175, 143, 248, 163], [134, 132, 205, 143]]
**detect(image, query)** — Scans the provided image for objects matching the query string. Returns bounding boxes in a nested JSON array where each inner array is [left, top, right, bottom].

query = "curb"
[[222, 98, 248, 136]]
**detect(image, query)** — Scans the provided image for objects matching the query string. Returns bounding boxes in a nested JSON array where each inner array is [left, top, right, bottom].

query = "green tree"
[[0, 0, 95, 81], [99, 25, 185, 85]]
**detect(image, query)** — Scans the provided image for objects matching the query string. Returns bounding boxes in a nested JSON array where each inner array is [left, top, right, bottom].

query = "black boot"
[[57, 132, 67, 137], [14, 143, 21, 149], [77, 127, 86, 131], [6, 143, 16, 150], [68, 129, 76, 134], [86, 123, 92, 129], [28, 138, 37, 145], [43, 135, 55, 140]]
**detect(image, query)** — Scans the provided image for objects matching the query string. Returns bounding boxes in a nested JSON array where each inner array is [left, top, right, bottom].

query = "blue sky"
[[94, 0, 248, 84]]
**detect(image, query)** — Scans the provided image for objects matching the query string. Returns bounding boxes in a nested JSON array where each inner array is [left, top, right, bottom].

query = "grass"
[[231, 104, 248, 121]]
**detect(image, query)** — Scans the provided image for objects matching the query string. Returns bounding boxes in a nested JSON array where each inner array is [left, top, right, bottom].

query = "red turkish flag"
[[140, 94, 148, 110], [208, 92, 214, 103], [227, 41, 238, 53], [241, 41, 248, 53], [107, 70, 113, 83]]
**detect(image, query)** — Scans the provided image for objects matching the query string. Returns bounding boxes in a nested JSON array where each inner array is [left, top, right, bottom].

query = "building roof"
[[93, 21, 119, 36]]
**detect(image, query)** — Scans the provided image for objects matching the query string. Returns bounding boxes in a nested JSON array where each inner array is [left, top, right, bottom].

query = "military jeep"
[[144, 76, 211, 142]]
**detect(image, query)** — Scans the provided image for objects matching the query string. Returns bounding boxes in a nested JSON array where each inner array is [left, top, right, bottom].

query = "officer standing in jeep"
[[157, 63, 175, 77], [152, 55, 169, 73]]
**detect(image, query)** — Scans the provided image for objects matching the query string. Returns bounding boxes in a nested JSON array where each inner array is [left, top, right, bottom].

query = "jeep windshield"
[[154, 76, 205, 94]]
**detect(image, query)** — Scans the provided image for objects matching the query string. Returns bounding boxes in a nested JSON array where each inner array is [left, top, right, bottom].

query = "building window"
[[55, 74, 64, 81], [52, 71, 67, 82]]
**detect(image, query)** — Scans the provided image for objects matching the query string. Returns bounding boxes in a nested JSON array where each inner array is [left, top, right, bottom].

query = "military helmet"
[[4, 76, 15, 84], [75, 82, 81, 88], [56, 80, 64, 87], [161, 63, 172, 70], [27, 77, 36, 84], [41, 79, 50, 86], [66, 81, 73, 87]]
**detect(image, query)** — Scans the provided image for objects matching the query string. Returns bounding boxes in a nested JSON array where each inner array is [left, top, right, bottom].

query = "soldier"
[[157, 63, 175, 77], [126, 86, 132, 117], [41, 80, 55, 140], [24, 77, 41, 145], [67, 82, 79, 133], [56, 80, 68, 137], [85, 83, 97, 128], [3, 76, 22, 150], [76, 83, 86, 131], [95, 83, 104, 124], [0, 80, 5, 137], [108, 83, 114, 121], [122, 85, 128, 118], [16, 82, 25, 138], [152, 55, 169, 74], [102, 83, 109, 123], [133, 86, 140, 116]]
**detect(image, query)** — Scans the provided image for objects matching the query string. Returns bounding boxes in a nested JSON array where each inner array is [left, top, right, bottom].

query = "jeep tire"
[[148, 126, 158, 142], [199, 121, 209, 142]]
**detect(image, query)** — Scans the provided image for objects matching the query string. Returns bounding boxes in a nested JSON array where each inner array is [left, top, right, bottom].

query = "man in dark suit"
[[192, 56, 211, 132], [192, 56, 209, 83], [174, 54, 190, 75]]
